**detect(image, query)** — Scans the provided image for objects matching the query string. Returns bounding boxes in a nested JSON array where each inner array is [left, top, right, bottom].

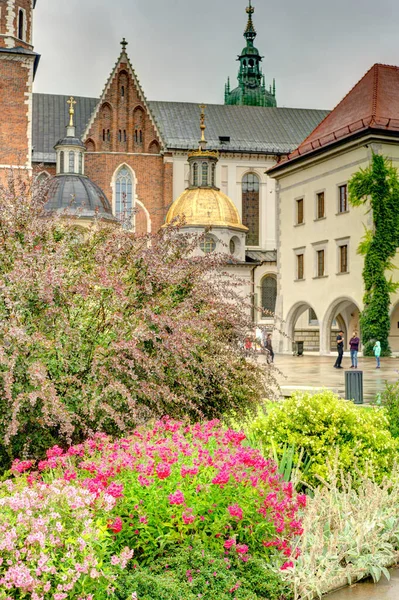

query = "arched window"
[[18, 10, 24, 41], [133, 106, 145, 149], [193, 162, 199, 186], [115, 166, 134, 229], [261, 276, 277, 313], [79, 153, 83, 174], [211, 163, 216, 186], [101, 104, 112, 148], [60, 151, 65, 174], [202, 162, 208, 186], [69, 151, 75, 173], [242, 173, 260, 246], [121, 85, 125, 98]]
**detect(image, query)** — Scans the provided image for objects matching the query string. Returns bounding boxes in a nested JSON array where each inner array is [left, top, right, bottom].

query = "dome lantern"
[[165, 106, 248, 260], [46, 97, 116, 224]]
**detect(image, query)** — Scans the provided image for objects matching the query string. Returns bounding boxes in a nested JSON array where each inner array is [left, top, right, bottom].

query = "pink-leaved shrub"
[[0, 172, 269, 472]]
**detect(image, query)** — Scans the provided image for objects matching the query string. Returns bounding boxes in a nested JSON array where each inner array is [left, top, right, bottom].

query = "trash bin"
[[345, 370, 363, 404], [297, 341, 304, 356]]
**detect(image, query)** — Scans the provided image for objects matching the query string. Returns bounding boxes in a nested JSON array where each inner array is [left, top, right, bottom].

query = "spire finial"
[[244, 0, 256, 42], [199, 104, 207, 149], [67, 96, 76, 128], [121, 38, 128, 51]]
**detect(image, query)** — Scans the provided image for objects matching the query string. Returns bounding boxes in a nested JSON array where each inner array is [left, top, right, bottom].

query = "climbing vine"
[[349, 153, 399, 356]]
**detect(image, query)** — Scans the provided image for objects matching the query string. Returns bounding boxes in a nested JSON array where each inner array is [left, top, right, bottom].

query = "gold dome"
[[165, 188, 248, 232]]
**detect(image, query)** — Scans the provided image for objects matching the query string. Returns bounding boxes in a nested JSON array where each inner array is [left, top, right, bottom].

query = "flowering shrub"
[[248, 391, 399, 486], [0, 173, 269, 473], [115, 542, 291, 600], [20, 419, 304, 571], [0, 477, 132, 599]]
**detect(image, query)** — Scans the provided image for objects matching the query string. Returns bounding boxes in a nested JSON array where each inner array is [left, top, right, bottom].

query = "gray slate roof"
[[32, 94, 98, 162], [32, 93, 329, 163]]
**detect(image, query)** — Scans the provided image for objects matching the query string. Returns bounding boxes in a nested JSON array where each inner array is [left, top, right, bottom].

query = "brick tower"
[[0, 0, 39, 173]]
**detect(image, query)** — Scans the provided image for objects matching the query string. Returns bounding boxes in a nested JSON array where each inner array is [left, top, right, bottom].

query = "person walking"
[[265, 333, 274, 364], [373, 340, 381, 368], [349, 331, 360, 368], [334, 330, 344, 369]]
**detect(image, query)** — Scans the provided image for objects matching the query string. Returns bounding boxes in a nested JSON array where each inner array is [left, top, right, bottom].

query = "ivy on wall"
[[348, 153, 399, 356]]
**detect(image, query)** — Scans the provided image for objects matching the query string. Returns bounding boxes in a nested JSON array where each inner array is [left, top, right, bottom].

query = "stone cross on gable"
[[121, 38, 128, 51]]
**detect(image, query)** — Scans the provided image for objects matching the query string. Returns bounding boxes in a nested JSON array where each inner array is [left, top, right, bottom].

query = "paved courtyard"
[[268, 353, 399, 403], [326, 569, 399, 599]]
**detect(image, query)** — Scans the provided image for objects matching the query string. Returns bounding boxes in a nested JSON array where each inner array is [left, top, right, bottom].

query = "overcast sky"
[[34, 0, 399, 110]]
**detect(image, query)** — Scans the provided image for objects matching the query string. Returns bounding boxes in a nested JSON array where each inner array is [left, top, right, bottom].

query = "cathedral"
[[0, 0, 328, 331]]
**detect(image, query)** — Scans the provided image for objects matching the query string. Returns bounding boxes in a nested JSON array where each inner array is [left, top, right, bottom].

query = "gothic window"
[[193, 162, 198, 186], [60, 151, 64, 174], [202, 162, 208, 186], [101, 104, 112, 148], [133, 106, 145, 149], [18, 10, 24, 41], [149, 140, 160, 154], [69, 151, 75, 173], [123, 130, 127, 142], [115, 166, 134, 228], [242, 173, 260, 246], [118, 130, 122, 142], [261, 276, 277, 313], [121, 86, 125, 98]]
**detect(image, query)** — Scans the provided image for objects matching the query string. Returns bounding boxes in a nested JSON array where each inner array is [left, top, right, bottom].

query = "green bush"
[[115, 543, 290, 600], [380, 381, 399, 438], [247, 391, 398, 487]]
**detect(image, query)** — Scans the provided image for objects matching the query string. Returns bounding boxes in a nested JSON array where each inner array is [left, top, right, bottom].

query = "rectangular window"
[[316, 192, 325, 219], [338, 184, 348, 213], [296, 198, 304, 224], [297, 254, 304, 280], [339, 244, 348, 273], [317, 250, 325, 277]]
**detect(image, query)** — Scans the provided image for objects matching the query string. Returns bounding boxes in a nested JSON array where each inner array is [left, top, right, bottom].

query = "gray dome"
[[46, 175, 115, 222], [55, 136, 86, 149]]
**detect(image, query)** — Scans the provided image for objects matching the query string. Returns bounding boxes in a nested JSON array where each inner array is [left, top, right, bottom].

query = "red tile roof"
[[281, 64, 399, 164]]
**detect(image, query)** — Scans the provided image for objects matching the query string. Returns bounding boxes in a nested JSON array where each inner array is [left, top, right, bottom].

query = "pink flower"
[[108, 517, 123, 534], [137, 475, 151, 487], [11, 459, 34, 474], [227, 503, 243, 520], [169, 490, 185, 505], [224, 538, 236, 550], [156, 463, 171, 480], [46, 445, 64, 459], [182, 511, 195, 525], [235, 544, 248, 554], [106, 482, 124, 498], [281, 561, 294, 571]]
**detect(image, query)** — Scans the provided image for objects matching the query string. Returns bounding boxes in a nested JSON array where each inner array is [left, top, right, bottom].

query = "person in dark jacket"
[[265, 333, 274, 364], [334, 330, 344, 369], [349, 331, 360, 368]]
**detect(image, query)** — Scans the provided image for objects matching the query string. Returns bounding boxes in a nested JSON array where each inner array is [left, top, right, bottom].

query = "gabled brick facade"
[[83, 47, 173, 234]]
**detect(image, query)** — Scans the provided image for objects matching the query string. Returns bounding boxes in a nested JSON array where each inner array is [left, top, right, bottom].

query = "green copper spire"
[[224, 1, 277, 108]]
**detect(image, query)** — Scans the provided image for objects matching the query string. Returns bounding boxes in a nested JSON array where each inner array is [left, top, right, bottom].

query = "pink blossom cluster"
[[0, 478, 133, 598], [17, 418, 305, 569]]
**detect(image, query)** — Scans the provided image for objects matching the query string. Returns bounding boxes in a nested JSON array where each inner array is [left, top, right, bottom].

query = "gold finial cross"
[[199, 104, 207, 143], [246, 0, 254, 15], [67, 96, 76, 128]]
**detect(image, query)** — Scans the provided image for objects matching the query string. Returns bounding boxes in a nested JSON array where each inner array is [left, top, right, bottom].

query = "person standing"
[[373, 340, 381, 368], [334, 330, 344, 369], [349, 331, 360, 368], [265, 333, 274, 364]]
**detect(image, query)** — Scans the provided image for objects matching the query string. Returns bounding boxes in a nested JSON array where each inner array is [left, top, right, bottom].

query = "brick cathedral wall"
[[0, 56, 32, 168], [85, 153, 173, 233]]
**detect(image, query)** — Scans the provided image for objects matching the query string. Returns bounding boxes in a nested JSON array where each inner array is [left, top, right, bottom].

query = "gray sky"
[[34, 0, 399, 110]]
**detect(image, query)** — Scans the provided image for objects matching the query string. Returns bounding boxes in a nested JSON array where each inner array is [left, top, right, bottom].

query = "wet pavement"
[[326, 569, 399, 599], [268, 354, 399, 403]]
